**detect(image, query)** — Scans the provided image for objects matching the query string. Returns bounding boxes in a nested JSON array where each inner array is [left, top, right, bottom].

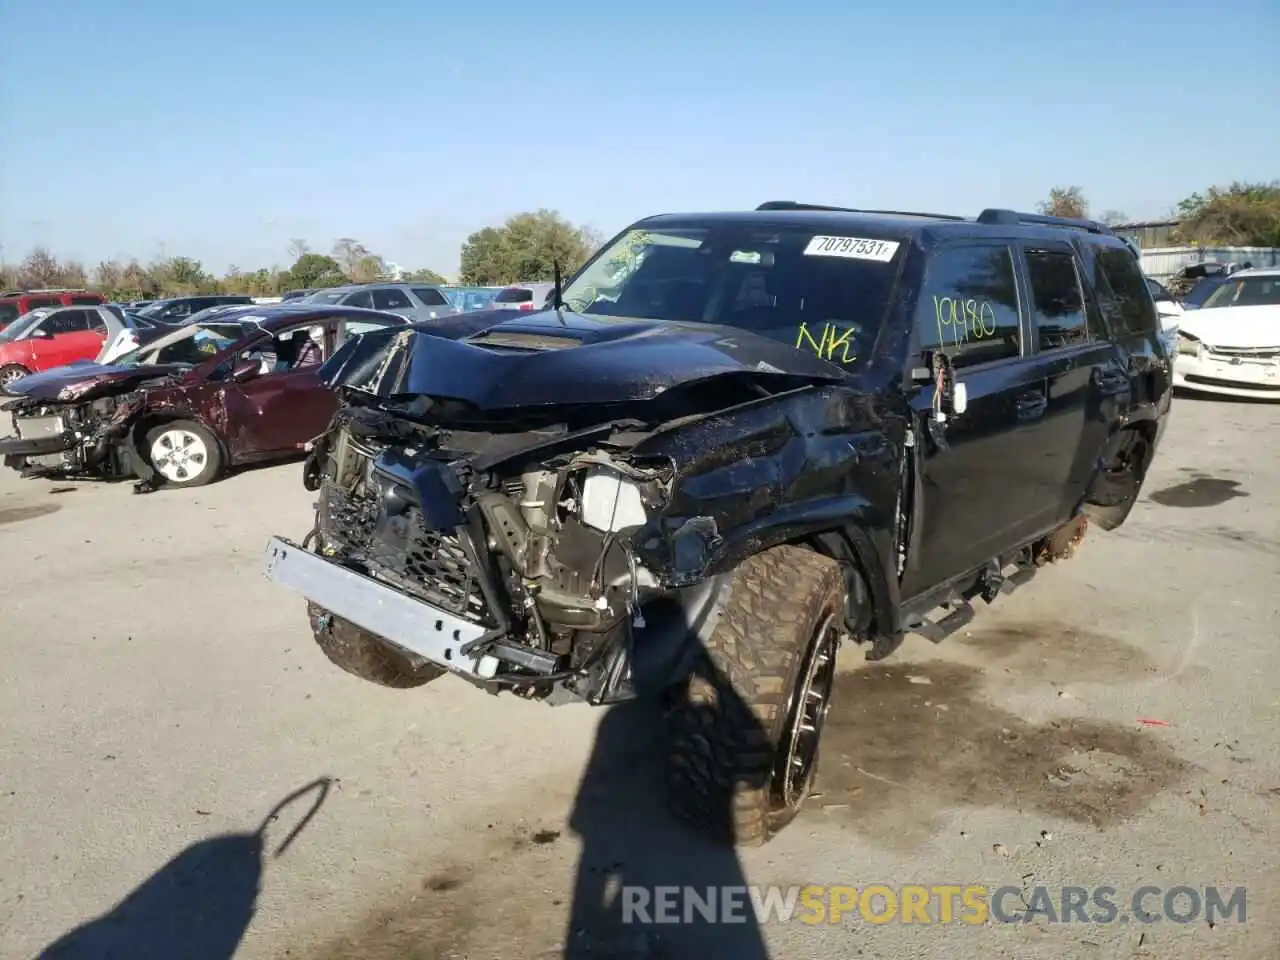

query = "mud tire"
[[307, 601, 447, 689], [664, 544, 845, 847]]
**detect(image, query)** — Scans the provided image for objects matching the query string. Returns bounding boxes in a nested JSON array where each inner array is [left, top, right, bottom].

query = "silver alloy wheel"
[[149, 428, 209, 484], [0, 367, 28, 388], [777, 611, 841, 809]]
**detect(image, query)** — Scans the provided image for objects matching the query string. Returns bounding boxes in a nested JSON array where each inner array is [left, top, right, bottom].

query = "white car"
[[1173, 267, 1280, 400], [1146, 277, 1183, 333]]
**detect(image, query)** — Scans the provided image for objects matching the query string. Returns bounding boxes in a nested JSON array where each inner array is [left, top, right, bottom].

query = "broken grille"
[[366, 509, 491, 625]]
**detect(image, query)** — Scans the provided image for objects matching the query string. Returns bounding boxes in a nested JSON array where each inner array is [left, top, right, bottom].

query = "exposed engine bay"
[[302, 399, 718, 704], [1, 393, 148, 479]]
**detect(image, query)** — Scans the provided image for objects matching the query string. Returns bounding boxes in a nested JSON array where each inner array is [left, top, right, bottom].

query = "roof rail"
[[756, 201, 966, 221], [976, 208, 1114, 235]]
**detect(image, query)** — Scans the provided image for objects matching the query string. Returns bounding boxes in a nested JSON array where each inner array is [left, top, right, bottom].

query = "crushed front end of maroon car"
[[0, 365, 182, 482]]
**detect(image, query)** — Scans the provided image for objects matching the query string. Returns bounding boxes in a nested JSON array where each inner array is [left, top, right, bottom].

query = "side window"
[[44, 310, 92, 334], [1095, 248, 1158, 336], [70, 295, 101, 305], [86, 309, 109, 332], [29, 297, 60, 310], [411, 286, 449, 306], [1025, 249, 1089, 350], [345, 290, 374, 309], [371, 288, 412, 310], [915, 244, 1022, 368]]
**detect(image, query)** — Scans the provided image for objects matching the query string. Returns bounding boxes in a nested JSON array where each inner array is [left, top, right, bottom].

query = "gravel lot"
[[2, 393, 1278, 960]]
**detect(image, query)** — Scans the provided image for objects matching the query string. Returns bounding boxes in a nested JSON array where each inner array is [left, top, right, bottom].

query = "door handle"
[[1015, 390, 1047, 420]]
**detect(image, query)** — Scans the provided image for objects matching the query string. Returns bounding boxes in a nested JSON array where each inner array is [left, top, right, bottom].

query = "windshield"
[[112, 321, 252, 368], [0, 309, 52, 343], [560, 224, 902, 367], [1201, 275, 1280, 310]]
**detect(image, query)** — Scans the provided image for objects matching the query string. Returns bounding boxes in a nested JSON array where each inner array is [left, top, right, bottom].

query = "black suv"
[[263, 202, 1172, 845]]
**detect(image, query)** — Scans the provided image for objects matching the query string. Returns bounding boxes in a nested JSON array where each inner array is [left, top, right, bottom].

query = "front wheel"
[[665, 544, 845, 846], [0, 364, 32, 392], [144, 420, 224, 487]]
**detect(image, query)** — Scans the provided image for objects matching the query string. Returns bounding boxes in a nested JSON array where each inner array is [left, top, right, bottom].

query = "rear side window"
[[371, 288, 412, 310], [28, 297, 61, 310], [86, 310, 108, 332], [915, 244, 1022, 369], [1025, 249, 1089, 350], [70, 294, 102, 305], [495, 287, 533, 303], [411, 286, 449, 306], [0, 303, 19, 325], [45, 310, 92, 334], [1095, 248, 1159, 336], [345, 290, 375, 309]]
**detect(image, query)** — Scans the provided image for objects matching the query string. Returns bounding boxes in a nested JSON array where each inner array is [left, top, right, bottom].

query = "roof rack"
[[976, 208, 1114, 235], [756, 201, 966, 221]]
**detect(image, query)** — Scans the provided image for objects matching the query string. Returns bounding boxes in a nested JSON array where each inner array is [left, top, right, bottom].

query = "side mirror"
[[230, 359, 261, 382]]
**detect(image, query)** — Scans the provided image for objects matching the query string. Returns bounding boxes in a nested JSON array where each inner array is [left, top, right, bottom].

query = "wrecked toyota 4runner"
[[265, 203, 1173, 845]]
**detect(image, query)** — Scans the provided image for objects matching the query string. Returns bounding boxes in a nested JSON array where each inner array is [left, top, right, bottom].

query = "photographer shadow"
[[563, 648, 773, 960], [38, 778, 331, 960]]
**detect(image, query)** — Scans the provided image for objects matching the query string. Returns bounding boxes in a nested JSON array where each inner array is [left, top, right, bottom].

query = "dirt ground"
[[1, 392, 1278, 960]]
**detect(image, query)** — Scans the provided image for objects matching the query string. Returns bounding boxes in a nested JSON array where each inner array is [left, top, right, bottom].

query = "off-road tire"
[[665, 544, 845, 846], [307, 601, 447, 689]]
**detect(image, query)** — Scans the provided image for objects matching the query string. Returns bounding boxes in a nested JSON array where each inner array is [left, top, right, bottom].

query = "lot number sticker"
[[803, 235, 900, 262]]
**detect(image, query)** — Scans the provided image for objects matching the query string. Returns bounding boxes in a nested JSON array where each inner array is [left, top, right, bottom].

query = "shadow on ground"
[[38, 778, 331, 960], [314, 659, 774, 960]]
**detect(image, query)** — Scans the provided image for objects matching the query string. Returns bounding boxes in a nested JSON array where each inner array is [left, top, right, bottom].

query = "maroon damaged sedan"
[[0, 303, 410, 492]]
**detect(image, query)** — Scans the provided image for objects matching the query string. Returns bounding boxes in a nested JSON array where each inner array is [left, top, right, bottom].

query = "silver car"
[[490, 282, 556, 312], [303, 283, 459, 322]]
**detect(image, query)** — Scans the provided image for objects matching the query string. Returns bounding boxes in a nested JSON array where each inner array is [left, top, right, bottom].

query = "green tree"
[[458, 210, 596, 285], [1038, 186, 1089, 219], [350, 254, 386, 283], [282, 252, 345, 290], [406, 267, 449, 284], [1173, 181, 1280, 247]]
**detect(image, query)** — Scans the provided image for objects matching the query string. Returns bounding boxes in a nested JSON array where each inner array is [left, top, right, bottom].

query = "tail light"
[[519, 302, 534, 311]]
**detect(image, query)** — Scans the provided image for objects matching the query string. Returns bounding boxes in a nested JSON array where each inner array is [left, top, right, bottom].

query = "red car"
[[0, 303, 413, 492], [0, 289, 105, 332]]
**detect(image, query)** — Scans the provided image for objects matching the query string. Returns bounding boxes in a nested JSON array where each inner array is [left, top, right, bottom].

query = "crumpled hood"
[[318, 309, 849, 409], [1178, 304, 1280, 349], [3, 361, 187, 402]]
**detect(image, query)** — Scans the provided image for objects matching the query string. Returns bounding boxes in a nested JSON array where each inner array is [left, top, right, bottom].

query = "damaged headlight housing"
[[1176, 331, 1203, 357], [579, 466, 649, 533]]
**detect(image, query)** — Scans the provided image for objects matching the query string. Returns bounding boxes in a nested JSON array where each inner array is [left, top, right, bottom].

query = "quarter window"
[[1095, 247, 1158, 336], [411, 286, 449, 306], [915, 244, 1022, 368], [345, 290, 374, 309], [1025, 249, 1089, 350]]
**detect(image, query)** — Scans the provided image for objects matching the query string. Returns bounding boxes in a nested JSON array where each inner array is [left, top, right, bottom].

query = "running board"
[[904, 601, 975, 644]]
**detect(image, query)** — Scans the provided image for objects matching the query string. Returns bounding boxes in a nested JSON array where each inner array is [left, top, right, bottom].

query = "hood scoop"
[[467, 331, 582, 351]]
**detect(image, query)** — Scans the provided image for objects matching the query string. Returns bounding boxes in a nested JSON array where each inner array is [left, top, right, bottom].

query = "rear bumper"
[[262, 536, 502, 680]]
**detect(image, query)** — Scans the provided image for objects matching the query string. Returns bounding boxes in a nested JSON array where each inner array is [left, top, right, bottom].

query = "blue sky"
[[1, 0, 1276, 278]]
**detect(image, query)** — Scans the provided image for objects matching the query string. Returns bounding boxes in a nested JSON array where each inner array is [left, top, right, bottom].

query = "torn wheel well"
[[793, 530, 885, 641]]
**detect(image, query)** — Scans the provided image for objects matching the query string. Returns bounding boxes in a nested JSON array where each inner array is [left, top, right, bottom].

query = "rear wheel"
[[664, 544, 845, 846], [1084, 426, 1152, 529], [308, 601, 447, 688], [0, 364, 32, 391]]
